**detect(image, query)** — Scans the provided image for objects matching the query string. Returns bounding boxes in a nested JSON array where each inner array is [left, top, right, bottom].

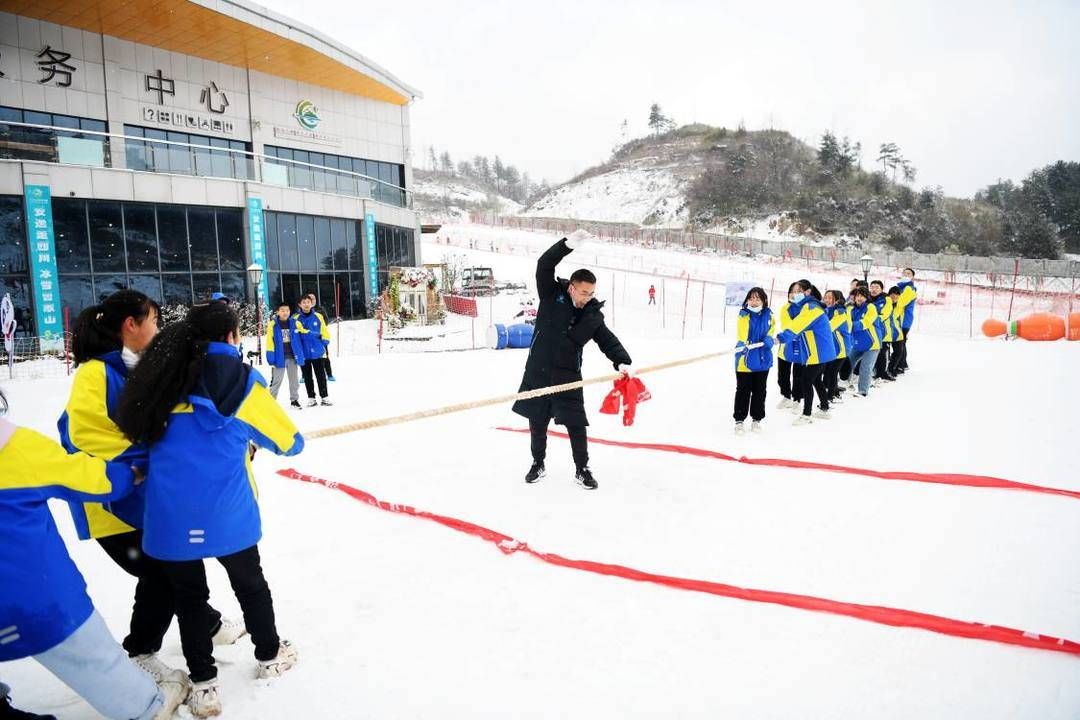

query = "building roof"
[[0, 0, 422, 104]]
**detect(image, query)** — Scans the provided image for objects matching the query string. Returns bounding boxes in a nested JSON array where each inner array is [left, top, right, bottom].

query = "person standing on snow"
[[732, 287, 775, 434], [295, 294, 333, 406], [265, 301, 306, 409], [512, 230, 632, 490], [648, 284, 656, 305]]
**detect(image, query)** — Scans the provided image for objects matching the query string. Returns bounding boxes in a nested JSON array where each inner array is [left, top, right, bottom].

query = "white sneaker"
[[153, 676, 190, 720], [791, 402, 803, 414], [851, 391, 868, 399], [132, 653, 189, 686], [257, 640, 299, 679], [186, 680, 221, 718], [306, 398, 318, 407], [750, 421, 763, 433], [832, 395, 844, 404], [776, 398, 793, 409], [734, 421, 745, 435], [814, 409, 832, 420], [212, 617, 248, 646], [793, 415, 814, 426]]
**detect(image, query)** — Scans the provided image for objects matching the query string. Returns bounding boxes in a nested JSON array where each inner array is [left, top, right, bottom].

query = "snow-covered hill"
[[412, 170, 522, 223], [522, 164, 688, 227]]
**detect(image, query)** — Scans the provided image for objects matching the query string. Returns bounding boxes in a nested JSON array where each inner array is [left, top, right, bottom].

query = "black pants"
[[323, 354, 333, 377], [888, 336, 905, 375], [160, 545, 279, 682], [823, 359, 841, 400], [778, 358, 802, 400], [301, 357, 329, 399], [97, 530, 221, 657], [734, 371, 768, 422], [530, 416, 588, 469], [838, 357, 852, 382], [897, 327, 911, 370], [874, 342, 892, 379], [798, 364, 828, 415]]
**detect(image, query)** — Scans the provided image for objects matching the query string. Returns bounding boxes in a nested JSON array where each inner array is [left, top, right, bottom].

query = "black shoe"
[[525, 462, 545, 484], [290, 400, 302, 409], [0, 694, 58, 720], [575, 466, 598, 490], [883, 375, 897, 382]]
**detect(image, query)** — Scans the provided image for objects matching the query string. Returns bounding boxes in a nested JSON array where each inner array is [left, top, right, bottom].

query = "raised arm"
[[535, 239, 573, 301]]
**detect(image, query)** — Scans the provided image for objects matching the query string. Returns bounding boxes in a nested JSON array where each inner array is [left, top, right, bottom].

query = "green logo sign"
[[293, 100, 320, 130]]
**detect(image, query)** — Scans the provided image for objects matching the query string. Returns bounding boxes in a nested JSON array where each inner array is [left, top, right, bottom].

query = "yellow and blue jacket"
[[294, 310, 331, 361], [776, 302, 802, 363], [0, 417, 136, 659], [141, 342, 304, 561], [826, 304, 853, 359], [896, 279, 917, 330], [871, 295, 894, 343], [265, 316, 307, 368], [735, 307, 776, 373], [891, 298, 905, 341], [851, 302, 882, 352], [58, 351, 147, 540], [778, 297, 839, 366]]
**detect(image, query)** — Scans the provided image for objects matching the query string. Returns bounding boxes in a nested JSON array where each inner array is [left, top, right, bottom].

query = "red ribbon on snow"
[[278, 467, 1080, 658], [599, 376, 652, 426], [494, 428, 1080, 502]]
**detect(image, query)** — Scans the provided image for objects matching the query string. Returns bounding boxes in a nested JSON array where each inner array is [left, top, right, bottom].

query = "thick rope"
[[304, 343, 764, 440]]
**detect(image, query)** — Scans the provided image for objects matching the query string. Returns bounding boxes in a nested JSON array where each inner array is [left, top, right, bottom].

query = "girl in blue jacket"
[[823, 290, 853, 405], [0, 395, 186, 720], [777, 282, 838, 424], [115, 302, 304, 717], [733, 287, 775, 434]]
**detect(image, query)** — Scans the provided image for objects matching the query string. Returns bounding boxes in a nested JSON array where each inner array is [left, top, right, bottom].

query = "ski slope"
[[2, 227, 1079, 719]]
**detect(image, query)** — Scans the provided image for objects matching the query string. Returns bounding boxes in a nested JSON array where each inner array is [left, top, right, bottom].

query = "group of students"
[[733, 269, 918, 431], [264, 292, 336, 409], [1, 290, 306, 719]]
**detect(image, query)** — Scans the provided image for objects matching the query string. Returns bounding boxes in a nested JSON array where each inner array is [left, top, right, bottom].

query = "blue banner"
[[24, 185, 64, 352], [365, 213, 378, 303], [247, 197, 270, 306]]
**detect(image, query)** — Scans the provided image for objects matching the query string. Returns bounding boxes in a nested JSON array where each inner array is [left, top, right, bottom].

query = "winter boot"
[[575, 467, 598, 490], [211, 617, 248, 646], [257, 640, 299, 679], [525, 462, 545, 484], [132, 653, 189, 686], [186, 680, 221, 718]]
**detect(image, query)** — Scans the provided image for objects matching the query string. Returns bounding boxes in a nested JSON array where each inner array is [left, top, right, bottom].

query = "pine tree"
[[439, 151, 453, 173], [817, 131, 840, 173], [648, 103, 666, 136]]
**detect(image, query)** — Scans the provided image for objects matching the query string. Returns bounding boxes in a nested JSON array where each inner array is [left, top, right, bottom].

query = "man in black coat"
[[511, 231, 632, 490]]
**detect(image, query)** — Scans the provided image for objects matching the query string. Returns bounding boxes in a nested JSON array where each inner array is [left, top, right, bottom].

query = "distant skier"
[[648, 284, 657, 305], [511, 230, 632, 490]]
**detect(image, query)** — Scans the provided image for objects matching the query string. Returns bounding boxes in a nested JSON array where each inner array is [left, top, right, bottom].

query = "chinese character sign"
[[365, 214, 378, 301], [36, 46, 76, 87], [24, 186, 64, 352], [246, 197, 270, 305]]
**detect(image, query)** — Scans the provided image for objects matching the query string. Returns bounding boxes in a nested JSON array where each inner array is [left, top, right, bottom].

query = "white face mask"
[[747, 305, 763, 313], [791, 292, 806, 303]]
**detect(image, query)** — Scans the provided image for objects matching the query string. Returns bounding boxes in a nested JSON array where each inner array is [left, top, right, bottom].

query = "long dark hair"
[[71, 290, 159, 365], [116, 302, 239, 444], [742, 287, 769, 309]]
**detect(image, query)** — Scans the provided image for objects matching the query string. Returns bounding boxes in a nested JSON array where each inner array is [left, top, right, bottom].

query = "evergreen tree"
[[439, 151, 453, 173], [648, 103, 666, 136], [817, 131, 840, 173]]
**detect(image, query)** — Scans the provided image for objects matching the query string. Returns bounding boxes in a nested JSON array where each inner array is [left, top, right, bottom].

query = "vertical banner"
[[365, 213, 378, 303], [247, 197, 270, 306], [24, 185, 63, 352]]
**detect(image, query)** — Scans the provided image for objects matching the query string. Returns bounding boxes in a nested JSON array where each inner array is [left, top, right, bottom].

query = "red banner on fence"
[[443, 295, 479, 317], [278, 468, 1080, 658]]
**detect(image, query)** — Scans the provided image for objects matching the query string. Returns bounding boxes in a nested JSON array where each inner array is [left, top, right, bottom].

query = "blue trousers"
[[849, 347, 880, 395]]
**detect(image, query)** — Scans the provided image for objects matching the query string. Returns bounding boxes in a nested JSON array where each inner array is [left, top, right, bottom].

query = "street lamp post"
[[246, 263, 264, 365], [860, 255, 874, 284]]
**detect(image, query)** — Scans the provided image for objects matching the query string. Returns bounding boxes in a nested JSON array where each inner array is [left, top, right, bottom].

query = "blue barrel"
[[486, 324, 509, 349], [506, 323, 534, 349]]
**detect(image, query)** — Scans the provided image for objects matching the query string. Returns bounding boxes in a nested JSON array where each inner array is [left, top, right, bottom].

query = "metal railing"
[[0, 120, 411, 209]]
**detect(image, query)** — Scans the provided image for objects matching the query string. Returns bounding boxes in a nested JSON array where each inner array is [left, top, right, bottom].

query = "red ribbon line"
[[278, 468, 1080, 658], [495, 427, 1080, 502]]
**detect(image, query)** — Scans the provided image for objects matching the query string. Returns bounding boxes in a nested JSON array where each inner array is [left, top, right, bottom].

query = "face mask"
[[791, 292, 806, 303], [747, 305, 762, 313]]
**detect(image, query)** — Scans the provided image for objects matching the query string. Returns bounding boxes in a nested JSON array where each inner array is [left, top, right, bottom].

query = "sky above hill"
[[254, 0, 1079, 197]]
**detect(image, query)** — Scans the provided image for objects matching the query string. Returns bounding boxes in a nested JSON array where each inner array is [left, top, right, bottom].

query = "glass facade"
[[124, 125, 252, 180], [0, 195, 33, 336], [264, 146, 406, 207], [0, 106, 109, 166]]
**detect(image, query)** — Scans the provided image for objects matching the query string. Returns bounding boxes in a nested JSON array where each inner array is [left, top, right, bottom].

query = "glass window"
[[166, 131, 191, 175], [53, 199, 91, 273], [220, 273, 245, 304], [318, 274, 337, 317], [329, 218, 347, 272], [0, 274, 33, 336], [127, 274, 162, 304], [264, 212, 279, 271], [315, 217, 331, 271], [94, 274, 128, 301], [187, 208, 218, 271], [265, 271, 282, 308], [57, 275, 94, 323], [334, 273, 352, 318], [0, 107, 21, 122], [81, 118, 106, 134], [300, 274, 318, 303], [0, 196, 27, 274], [161, 273, 192, 306], [297, 214, 317, 272], [263, 146, 277, 158], [88, 200, 125, 273], [348, 219, 361, 271], [123, 203, 158, 273], [144, 128, 167, 172], [157, 205, 189, 271], [281, 273, 302, 308], [376, 225, 389, 270], [291, 150, 310, 189], [192, 273, 221, 302], [216, 210, 244, 271], [277, 213, 298, 271], [348, 272, 366, 319]]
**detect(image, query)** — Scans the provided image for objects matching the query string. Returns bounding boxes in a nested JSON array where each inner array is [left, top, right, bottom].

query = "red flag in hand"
[[598, 376, 651, 426]]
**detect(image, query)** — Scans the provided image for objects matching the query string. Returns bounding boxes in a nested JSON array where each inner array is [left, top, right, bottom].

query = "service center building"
[[0, 0, 422, 343]]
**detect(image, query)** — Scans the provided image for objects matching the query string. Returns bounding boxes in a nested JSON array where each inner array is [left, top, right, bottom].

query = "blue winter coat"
[[778, 296, 839, 366], [265, 316, 307, 368], [735, 307, 776, 373], [294, 310, 330, 361], [140, 343, 304, 561]]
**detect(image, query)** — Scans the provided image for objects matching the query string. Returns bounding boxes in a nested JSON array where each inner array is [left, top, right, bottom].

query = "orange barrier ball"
[[981, 318, 1007, 337]]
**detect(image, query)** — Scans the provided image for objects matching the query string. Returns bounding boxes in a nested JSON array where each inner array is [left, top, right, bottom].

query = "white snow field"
[[3, 225, 1079, 719]]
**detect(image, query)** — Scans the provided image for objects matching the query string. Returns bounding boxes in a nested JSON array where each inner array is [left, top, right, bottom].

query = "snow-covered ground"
[[3, 227, 1080, 718], [523, 165, 688, 227], [413, 174, 522, 223]]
